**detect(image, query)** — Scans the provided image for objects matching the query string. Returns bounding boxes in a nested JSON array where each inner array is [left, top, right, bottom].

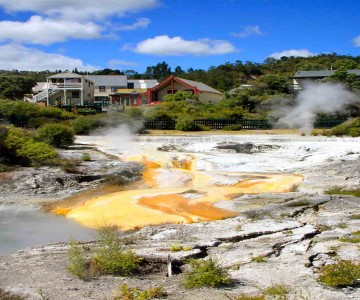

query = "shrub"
[[318, 260, 360, 287], [263, 284, 289, 300], [72, 116, 102, 135], [222, 124, 243, 131], [17, 141, 57, 165], [175, 116, 201, 131], [182, 258, 231, 288], [232, 295, 265, 300], [92, 225, 141, 276], [112, 284, 165, 300], [67, 239, 89, 279], [36, 123, 74, 148], [81, 153, 91, 161], [251, 255, 267, 263]]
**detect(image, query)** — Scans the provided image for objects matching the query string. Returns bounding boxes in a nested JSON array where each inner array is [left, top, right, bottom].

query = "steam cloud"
[[276, 82, 359, 133]]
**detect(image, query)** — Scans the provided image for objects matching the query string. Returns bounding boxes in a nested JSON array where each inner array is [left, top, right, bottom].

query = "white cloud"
[[231, 25, 263, 38], [0, 0, 159, 20], [269, 49, 315, 59], [133, 35, 236, 56], [353, 35, 360, 47], [0, 16, 102, 45], [0, 44, 97, 71], [117, 18, 150, 31], [108, 59, 138, 68]]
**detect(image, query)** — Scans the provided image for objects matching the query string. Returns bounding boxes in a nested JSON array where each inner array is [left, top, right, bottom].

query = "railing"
[[144, 118, 348, 131]]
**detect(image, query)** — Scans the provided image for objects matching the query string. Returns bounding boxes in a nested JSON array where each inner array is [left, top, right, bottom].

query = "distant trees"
[[0, 75, 37, 100]]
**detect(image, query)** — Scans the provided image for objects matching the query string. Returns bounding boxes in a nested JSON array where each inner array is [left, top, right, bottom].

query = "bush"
[[72, 116, 102, 135], [36, 123, 74, 148], [263, 284, 289, 300], [112, 284, 165, 300], [17, 141, 57, 165], [318, 260, 360, 287], [67, 239, 89, 279], [175, 116, 201, 131], [92, 225, 141, 276], [222, 124, 243, 131], [182, 258, 231, 288]]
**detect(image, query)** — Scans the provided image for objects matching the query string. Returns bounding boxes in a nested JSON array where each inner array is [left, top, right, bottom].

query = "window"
[[111, 86, 124, 92], [167, 90, 177, 94], [127, 82, 134, 89], [99, 86, 106, 92], [72, 91, 80, 98]]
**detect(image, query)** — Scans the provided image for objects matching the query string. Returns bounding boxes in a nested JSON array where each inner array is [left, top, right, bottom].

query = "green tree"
[[0, 75, 37, 100], [144, 61, 171, 80]]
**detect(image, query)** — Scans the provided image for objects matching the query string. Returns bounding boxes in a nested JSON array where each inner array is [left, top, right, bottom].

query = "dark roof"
[[176, 77, 222, 94], [293, 69, 360, 78], [87, 75, 127, 86]]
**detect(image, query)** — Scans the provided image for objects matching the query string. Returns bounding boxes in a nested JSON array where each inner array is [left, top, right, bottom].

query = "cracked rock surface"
[[0, 135, 360, 300]]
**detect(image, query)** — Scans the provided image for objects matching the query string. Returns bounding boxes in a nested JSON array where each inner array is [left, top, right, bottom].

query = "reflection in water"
[[0, 205, 95, 255], [54, 143, 303, 230]]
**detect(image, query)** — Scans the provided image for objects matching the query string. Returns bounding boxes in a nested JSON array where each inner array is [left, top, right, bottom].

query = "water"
[[0, 205, 96, 255]]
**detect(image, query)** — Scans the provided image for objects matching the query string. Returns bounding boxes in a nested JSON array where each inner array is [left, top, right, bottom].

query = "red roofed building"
[[147, 75, 223, 105]]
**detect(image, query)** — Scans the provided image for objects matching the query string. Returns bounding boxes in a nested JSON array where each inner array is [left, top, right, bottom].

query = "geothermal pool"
[[53, 133, 360, 231]]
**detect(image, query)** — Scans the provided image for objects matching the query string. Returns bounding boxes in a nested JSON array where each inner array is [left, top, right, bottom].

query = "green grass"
[[325, 187, 360, 197], [318, 260, 360, 288], [263, 284, 289, 300], [339, 236, 360, 243], [182, 258, 232, 289], [350, 214, 360, 220], [232, 294, 265, 300], [251, 255, 267, 263], [81, 153, 91, 161], [112, 284, 165, 300]]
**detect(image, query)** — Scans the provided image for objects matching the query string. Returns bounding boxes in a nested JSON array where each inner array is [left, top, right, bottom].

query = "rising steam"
[[276, 81, 359, 133]]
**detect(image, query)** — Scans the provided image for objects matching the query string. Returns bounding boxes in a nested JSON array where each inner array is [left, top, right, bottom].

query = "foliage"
[[326, 118, 360, 137], [263, 284, 289, 300], [67, 239, 89, 279], [232, 294, 265, 300], [0, 288, 26, 300], [36, 123, 74, 148], [0, 125, 57, 166], [325, 186, 360, 197], [81, 153, 91, 161], [222, 124, 243, 131], [0, 75, 36, 100], [175, 116, 202, 131], [318, 260, 360, 287], [17, 141, 57, 164], [112, 284, 165, 300], [182, 258, 231, 288], [71, 115, 102, 135], [251, 255, 267, 263], [92, 225, 141, 276]]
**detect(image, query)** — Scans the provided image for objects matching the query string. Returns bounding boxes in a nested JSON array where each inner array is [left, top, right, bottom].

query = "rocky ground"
[[0, 135, 360, 300]]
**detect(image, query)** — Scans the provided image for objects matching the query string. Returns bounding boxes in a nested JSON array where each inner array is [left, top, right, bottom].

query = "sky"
[[0, 0, 359, 73]]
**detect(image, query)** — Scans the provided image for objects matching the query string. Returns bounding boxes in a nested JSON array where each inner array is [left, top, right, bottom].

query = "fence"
[[144, 117, 348, 131]]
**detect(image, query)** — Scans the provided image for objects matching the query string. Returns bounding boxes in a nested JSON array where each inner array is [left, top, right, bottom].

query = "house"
[[292, 69, 360, 90], [109, 79, 158, 107], [33, 72, 94, 106], [86, 75, 127, 105], [147, 75, 223, 104]]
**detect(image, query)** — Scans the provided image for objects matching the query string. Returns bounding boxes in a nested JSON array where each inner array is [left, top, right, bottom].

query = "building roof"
[[150, 75, 222, 94], [176, 77, 223, 94], [87, 75, 127, 86], [47, 72, 83, 79], [293, 69, 360, 78]]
